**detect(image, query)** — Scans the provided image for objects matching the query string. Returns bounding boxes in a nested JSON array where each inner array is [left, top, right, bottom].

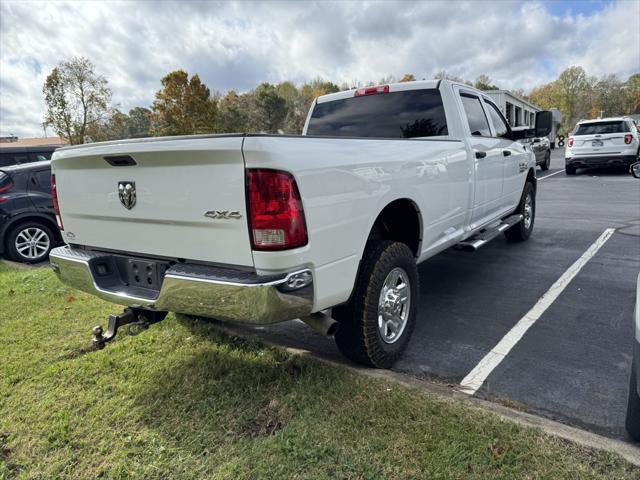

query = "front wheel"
[[504, 182, 535, 242], [334, 240, 418, 368]]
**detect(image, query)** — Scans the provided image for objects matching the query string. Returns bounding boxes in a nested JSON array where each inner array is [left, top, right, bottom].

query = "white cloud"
[[1, 0, 638, 137]]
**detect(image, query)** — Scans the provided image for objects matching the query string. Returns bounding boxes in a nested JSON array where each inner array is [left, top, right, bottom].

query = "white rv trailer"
[[485, 90, 563, 148]]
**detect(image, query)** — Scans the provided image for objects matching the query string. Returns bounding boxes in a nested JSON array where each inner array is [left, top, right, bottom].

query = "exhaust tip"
[[301, 312, 339, 337]]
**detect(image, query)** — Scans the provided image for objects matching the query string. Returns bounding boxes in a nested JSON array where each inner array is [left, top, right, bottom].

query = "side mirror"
[[534, 111, 552, 138], [631, 161, 640, 179]]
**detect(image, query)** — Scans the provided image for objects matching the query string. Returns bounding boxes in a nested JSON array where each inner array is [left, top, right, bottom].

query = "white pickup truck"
[[49, 79, 552, 367]]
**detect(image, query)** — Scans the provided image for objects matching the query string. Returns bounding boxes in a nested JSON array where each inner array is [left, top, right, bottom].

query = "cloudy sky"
[[1, 0, 639, 138]]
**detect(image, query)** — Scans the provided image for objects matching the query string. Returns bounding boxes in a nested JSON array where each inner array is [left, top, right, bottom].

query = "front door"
[[484, 100, 528, 208]]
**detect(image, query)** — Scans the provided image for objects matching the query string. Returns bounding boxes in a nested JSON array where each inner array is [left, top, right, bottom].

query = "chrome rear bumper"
[[49, 246, 314, 324]]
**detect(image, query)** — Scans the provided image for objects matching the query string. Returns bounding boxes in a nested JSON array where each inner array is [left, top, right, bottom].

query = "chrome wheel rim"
[[15, 227, 50, 260], [377, 267, 411, 344], [523, 194, 533, 230]]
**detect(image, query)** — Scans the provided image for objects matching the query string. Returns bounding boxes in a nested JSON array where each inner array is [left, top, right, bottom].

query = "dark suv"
[[0, 161, 61, 263], [0, 145, 58, 167]]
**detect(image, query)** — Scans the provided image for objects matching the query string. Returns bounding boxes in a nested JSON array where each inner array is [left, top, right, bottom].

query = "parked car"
[[565, 117, 640, 175], [0, 161, 60, 263], [48, 79, 552, 367], [516, 132, 551, 170], [0, 145, 59, 167], [626, 161, 640, 442]]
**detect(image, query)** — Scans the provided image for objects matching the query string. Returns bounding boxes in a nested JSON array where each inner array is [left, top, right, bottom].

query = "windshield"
[[574, 121, 629, 135], [307, 89, 448, 139]]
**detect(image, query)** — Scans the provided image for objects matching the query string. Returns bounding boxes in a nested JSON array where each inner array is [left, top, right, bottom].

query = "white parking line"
[[458, 227, 616, 395], [538, 170, 564, 180]]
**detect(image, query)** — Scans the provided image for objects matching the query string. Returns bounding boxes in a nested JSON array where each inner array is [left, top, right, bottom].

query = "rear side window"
[[0, 152, 29, 167], [32, 151, 53, 162], [574, 121, 630, 135], [460, 94, 491, 137], [307, 89, 448, 138]]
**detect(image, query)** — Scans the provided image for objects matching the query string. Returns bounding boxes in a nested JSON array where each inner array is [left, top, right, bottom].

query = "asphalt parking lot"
[[234, 149, 640, 442]]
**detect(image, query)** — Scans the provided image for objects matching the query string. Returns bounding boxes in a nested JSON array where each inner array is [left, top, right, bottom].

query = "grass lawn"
[[0, 260, 637, 479]]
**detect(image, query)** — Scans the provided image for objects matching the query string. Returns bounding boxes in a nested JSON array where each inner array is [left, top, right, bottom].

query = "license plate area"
[[592, 139, 604, 147], [126, 259, 169, 290]]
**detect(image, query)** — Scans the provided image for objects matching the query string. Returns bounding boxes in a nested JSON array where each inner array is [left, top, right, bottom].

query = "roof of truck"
[[316, 79, 441, 104]]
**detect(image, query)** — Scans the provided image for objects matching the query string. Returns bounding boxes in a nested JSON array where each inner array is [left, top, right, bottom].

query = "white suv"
[[565, 117, 639, 175]]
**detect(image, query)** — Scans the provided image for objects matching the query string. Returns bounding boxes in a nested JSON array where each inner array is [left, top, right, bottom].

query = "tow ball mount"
[[92, 306, 167, 349]]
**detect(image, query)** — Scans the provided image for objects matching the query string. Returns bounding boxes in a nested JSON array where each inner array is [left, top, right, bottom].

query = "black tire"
[[504, 182, 535, 242], [334, 240, 418, 368], [626, 361, 640, 441], [565, 164, 576, 175], [541, 151, 551, 171], [6, 221, 55, 263]]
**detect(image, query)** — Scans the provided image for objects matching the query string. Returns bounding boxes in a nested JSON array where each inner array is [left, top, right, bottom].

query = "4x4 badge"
[[118, 181, 136, 210]]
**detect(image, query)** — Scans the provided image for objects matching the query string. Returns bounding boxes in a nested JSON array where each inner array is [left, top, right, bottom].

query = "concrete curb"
[[364, 366, 640, 467], [214, 321, 640, 467]]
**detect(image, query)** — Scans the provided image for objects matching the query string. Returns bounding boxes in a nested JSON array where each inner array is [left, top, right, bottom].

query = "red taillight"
[[246, 169, 307, 250], [354, 85, 389, 97], [624, 134, 633, 144], [568, 137, 574, 147], [51, 174, 63, 230]]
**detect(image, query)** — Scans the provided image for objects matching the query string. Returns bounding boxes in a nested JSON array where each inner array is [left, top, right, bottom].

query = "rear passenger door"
[[28, 168, 54, 215], [457, 90, 504, 226]]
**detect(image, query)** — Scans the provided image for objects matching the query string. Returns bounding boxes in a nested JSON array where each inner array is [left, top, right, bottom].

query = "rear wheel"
[[565, 164, 576, 175], [334, 240, 418, 368], [541, 151, 551, 171], [504, 182, 535, 242], [626, 361, 640, 441], [6, 222, 54, 263]]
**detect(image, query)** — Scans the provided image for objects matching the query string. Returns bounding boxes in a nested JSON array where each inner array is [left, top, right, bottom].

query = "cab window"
[[459, 94, 491, 137]]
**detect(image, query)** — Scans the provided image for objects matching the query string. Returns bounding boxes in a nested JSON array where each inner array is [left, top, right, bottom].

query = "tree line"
[[42, 57, 639, 144]]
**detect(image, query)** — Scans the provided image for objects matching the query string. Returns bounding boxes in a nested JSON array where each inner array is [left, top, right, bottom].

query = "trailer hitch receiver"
[[92, 306, 167, 349]]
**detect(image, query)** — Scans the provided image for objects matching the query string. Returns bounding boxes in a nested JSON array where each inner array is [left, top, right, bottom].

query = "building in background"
[[485, 90, 540, 128], [0, 136, 67, 148], [485, 90, 562, 148]]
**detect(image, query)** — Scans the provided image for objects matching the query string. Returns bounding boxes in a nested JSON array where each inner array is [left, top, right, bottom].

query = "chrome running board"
[[456, 214, 523, 252]]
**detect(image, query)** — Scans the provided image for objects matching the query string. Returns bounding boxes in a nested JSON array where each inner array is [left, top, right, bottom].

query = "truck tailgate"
[[52, 136, 254, 267]]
